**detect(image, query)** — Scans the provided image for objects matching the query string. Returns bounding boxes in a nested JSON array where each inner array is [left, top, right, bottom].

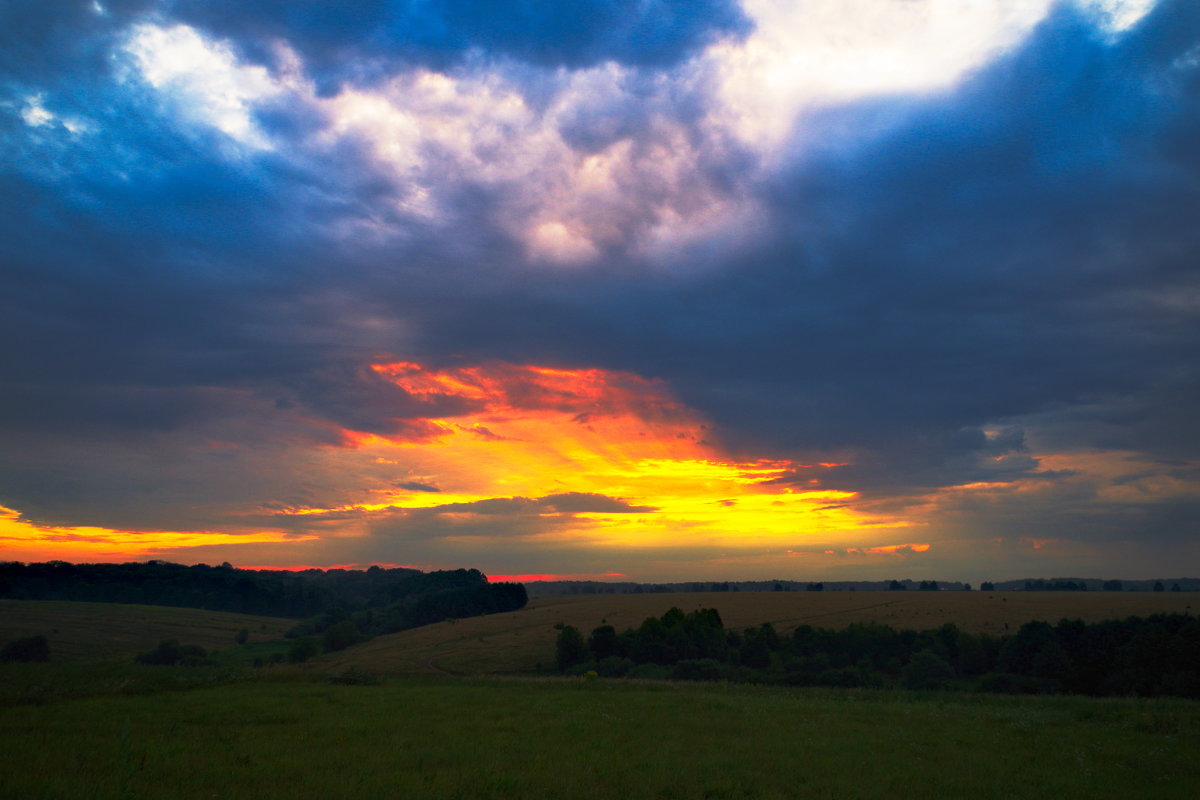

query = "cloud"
[[169, 0, 752, 93], [396, 481, 440, 493], [425, 491, 655, 516], [0, 0, 1196, 577]]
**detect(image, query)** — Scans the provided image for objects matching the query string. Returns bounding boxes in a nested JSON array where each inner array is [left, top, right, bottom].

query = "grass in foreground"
[[1, 674, 1196, 799]]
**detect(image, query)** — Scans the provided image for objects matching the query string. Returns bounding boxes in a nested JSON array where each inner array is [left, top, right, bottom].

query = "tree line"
[[0, 561, 525, 621], [1, 561, 528, 663], [555, 607, 1200, 698]]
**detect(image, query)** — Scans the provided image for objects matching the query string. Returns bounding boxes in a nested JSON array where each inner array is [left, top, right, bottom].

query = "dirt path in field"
[[423, 657, 458, 677]]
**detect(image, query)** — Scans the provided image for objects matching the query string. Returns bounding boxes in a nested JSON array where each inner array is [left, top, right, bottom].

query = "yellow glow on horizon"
[[0, 505, 310, 562], [5, 361, 923, 565]]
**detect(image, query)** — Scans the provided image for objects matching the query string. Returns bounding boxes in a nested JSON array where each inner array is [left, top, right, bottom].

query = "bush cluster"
[[134, 639, 212, 666], [1, 634, 50, 663], [555, 608, 1200, 697]]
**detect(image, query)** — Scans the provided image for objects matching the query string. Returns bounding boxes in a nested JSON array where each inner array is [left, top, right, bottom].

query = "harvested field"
[[323, 589, 1198, 675]]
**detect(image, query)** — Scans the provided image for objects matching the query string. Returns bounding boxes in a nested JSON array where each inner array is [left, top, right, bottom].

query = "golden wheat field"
[[322, 590, 1199, 676], [0, 600, 293, 662]]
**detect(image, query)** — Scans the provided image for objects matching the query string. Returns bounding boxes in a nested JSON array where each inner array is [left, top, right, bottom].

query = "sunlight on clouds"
[[277, 361, 908, 552], [1035, 450, 1200, 505], [710, 0, 1160, 152], [0, 505, 309, 562], [20, 96, 53, 127], [906, 446, 1200, 535], [712, 0, 1055, 151], [1081, 0, 1157, 32], [528, 221, 600, 263], [322, 64, 735, 264], [111, 3, 1162, 264], [124, 24, 283, 148]]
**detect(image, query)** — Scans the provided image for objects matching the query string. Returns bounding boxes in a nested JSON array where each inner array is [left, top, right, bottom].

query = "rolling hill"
[[320, 589, 1199, 675]]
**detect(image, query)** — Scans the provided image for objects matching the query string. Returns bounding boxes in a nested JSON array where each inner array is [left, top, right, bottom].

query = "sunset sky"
[[2, 0, 1197, 582]]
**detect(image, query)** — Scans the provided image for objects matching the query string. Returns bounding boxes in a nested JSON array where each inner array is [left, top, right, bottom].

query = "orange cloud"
[[0, 505, 309, 563], [7, 361, 911, 567], [286, 361, 909, 550]]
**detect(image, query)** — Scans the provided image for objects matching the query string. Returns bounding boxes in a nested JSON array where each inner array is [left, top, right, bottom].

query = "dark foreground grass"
[[1, 674, 1196, 800]]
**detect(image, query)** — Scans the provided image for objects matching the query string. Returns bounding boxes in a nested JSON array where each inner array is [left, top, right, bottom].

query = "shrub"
[[134, 639, 210, 666], [288, 637, 321, 663], [975, 672, 1061, 695], [901, 650, 955, 690], [321, 620, 362, 653], [671, 658, 726, 682], [818, 666, 883, 688], [0, 634, 50, 663], [596, 656, 634, 677], [329, 668, 382, 686], [564, 661, 598, 677], [628, 663, 671, 680]]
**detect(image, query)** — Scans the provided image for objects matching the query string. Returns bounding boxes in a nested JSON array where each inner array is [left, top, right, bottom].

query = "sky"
[[1, 0, 1198, 583]]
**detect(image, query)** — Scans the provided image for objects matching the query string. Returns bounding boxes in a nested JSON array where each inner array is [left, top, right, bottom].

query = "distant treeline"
[[531, 577, 1198, 596], [0, 561, 528, 638], [555, 607, 1200, 698]]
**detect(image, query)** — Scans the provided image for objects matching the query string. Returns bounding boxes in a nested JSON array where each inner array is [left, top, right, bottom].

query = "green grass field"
[[1, 674, 1196, 799], [2, 594, 1199, 799]]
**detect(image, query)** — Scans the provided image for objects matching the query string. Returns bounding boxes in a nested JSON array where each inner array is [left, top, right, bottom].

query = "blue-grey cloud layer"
[[1, 1, 1197, 570]]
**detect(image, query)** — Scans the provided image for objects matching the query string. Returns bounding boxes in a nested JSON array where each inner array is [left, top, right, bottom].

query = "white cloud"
[[1080, 0, 1158, 33], [123, 23, 283, 148], [709, 0, 1057, 152], [20, 95, 54, 127], [113, 3, 1160, 264]]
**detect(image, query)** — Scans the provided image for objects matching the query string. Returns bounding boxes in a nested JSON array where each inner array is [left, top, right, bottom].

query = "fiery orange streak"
[[0, 505, 309, 562], [286, 361, 911, 550]]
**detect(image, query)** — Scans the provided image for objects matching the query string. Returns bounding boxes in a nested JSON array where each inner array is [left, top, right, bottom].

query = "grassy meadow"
[[320, 589, 1200, 675], [1, 674, 1198, 800], [3, 592, 1199, 799]]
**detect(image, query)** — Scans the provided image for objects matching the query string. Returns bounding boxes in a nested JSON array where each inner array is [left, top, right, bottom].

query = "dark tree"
[[981, 582, 995, 591], [587, 625, 619, 661], [555, 625, 587, 671], [1154, 581, 1165, 592], [740, 636, 771, 669]]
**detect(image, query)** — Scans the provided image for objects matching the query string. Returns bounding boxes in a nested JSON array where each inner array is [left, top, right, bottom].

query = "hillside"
[[321, 589, 1199, 675], [0, 600, 293, 662]]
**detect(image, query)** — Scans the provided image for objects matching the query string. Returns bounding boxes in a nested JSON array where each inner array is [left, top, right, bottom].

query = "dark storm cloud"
[[169, 0, 751, 92], [409, 0, 1200, 501], [0, 0, 1197, 566]]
